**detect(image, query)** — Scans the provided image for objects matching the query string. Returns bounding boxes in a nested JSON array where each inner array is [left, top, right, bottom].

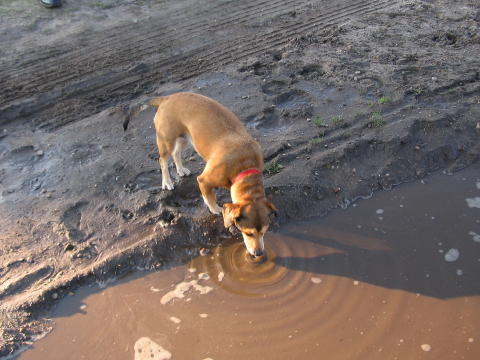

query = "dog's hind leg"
[[156, 136, 174, 191], [172, 136, 191, 177]]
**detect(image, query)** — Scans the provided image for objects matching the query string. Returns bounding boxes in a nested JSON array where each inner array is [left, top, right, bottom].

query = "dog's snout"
[[253, 249, 264, 257]]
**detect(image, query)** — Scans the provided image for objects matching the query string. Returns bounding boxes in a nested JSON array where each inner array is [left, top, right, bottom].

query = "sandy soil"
[[0, 0, 479, 356]]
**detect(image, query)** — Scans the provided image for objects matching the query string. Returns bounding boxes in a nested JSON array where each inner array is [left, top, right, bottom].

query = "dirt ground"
[[0, 0, 479, 356]]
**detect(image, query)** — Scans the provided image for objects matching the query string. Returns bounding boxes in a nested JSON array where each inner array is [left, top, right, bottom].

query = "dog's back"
[[154, 93, 259, 164]]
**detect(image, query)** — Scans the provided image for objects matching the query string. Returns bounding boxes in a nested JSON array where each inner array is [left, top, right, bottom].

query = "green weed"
[[312, 116, 327, 128], [370, 112, 385, 127], [309, 137, 323, 145], [264, 160, 284, 175], [378, 96, 392, 105], [331, 115, 344, 125], [414, 88, 423, 95]]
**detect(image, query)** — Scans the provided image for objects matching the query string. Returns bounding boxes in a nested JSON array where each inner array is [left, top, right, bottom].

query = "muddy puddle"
[[16, 168, 480, 360]]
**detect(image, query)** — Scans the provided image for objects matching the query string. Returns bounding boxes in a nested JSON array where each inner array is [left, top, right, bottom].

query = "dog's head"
[[223, 200, 278, 257]]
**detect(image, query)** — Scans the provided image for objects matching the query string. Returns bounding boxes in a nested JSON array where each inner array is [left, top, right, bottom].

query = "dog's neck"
[[230, 173, 266, 204]]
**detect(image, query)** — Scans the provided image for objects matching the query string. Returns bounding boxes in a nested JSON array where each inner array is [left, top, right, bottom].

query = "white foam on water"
[[150, 286, 161, 292], [199, 313, 208, 318], [466, 197, 480, 208], [134, 337, 171, 360], [198, 272, 210, 280], [310, 277, 322, 284], [469, 231, 480, 243], [160, 280, 213, 305], [376, 209, 384, 214], [217, 271, 225, 282], [169, 317, 181, 324], [444, 248, 460, 262], [421, 344, 432, 352], [476, 182, 480, 190], [456, 269, 463, 276]]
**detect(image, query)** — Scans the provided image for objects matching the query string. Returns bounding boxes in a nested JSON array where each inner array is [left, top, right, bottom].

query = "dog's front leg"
[[197, 175, 222, 214], [159, 157, 174, 190]]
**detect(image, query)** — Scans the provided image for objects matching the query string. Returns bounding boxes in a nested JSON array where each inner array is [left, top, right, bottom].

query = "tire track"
[[170, 0, 395, 80], [4, 0, 305, 99], [0, 0, 302, 84], [1, 0, 399, 130], [0, 0, 366, 93], [14, 0, 394, 129]]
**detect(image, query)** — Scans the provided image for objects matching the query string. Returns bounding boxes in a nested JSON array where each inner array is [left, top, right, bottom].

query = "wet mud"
[[16, 167, 480, 360], [1, 0, 480, 356]]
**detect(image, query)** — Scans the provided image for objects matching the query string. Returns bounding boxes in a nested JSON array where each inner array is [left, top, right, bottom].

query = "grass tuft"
[[312, 116, 327, 127], [309, 137, 323, 145], [378, 96, 392, 105], [331, 115, 344, 125], [264, 160, 284, 175], [370, 112, 385, 127]]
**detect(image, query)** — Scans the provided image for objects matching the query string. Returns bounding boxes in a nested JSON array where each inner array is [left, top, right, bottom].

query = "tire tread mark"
[[2, 0, 398, 130]]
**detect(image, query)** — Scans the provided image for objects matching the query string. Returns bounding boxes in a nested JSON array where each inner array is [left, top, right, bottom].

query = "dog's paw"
[[177, 167, 191, 177], [208, 205, 222, 215], [162, 181, 174, 191]]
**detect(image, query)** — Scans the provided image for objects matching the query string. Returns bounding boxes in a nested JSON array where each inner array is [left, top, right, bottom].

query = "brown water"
[[17, 168, 480, 360]]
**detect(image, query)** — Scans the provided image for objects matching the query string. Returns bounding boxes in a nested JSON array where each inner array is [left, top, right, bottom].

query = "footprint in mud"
[[432, 31, 458, 45], [4, 145, 40, 167], [69, 144, 102, 165], [245, 107, 280, 129], [238, 51, 283, 76], [238, 60, 271, 76], [274, 90, 311, 110], [57, 201, 88, 241], [298, 64, 325, 80], [356, 75, 384, 90], [261, 79, 288, 96], [126, 170, 162, 193]]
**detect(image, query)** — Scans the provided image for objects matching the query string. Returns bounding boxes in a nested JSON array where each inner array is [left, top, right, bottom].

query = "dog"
[[123, 92, 277, 257]]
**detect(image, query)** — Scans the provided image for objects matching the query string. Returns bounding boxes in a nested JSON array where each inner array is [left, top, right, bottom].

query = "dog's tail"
[[122, 96, 168, 131]]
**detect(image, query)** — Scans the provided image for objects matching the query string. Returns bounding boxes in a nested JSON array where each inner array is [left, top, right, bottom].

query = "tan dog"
[[123, 92, 277, 257]]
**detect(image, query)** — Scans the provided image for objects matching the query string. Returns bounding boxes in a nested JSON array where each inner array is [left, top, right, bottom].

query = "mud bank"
[[1, 0, 479, 356]]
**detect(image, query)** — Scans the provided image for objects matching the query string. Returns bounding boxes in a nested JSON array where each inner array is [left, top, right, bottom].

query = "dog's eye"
[[235, 215, 244, 223], [244, 232, 254, 237]]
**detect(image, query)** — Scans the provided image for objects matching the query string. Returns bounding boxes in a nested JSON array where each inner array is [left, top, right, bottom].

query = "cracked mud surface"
[[0, 0, 479, 356]]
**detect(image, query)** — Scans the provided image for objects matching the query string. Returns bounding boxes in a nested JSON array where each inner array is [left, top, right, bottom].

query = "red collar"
[[232, 168, 260, 185]]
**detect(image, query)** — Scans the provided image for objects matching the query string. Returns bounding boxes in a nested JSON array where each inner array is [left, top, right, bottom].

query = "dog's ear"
[[265, 200, 278, 218], [222, 203, 243, 228]]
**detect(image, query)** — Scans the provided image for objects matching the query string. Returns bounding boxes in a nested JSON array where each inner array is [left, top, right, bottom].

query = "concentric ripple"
[[190, 236, 293, 296], [187, 228, 379, 353]]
